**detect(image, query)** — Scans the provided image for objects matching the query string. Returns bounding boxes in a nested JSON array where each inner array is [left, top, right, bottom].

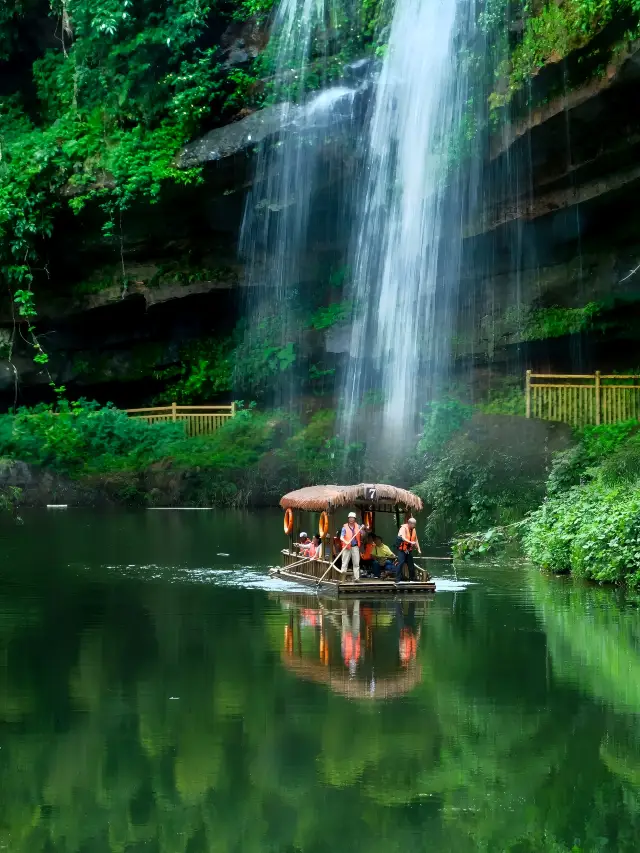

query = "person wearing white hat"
[[294, 531, 312, 556], [394, 517, 421, 582], [340, 511, 363, 581]]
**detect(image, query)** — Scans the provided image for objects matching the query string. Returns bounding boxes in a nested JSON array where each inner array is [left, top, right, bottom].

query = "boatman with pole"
[[340, 511, 363, 581], [395, 517, 421, 582]]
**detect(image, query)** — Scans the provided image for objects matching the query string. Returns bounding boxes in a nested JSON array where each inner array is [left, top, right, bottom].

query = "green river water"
[[2, 509, 640, 852]]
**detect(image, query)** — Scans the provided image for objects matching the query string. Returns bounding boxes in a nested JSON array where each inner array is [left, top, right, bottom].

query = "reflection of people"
[[371, 534, 396, 578], [341, 600, 361, 674], [399, 628, 417, 666], [340, 512, 363, 581], [395, 517, 421, 582], [397, 602, 418, 667]]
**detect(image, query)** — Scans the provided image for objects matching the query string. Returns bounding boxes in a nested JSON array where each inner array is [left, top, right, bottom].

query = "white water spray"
[[341, 0, 473, 445], [238, 0, 356, 404]]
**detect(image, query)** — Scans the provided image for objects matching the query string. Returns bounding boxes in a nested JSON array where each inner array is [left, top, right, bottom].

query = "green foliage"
[[546, 443, 591, 494], [523, 480, 640, 584], [233, 0, 277, 21], [309, 301, 351, 330], [413, 433, 545, 543], [0, 400, 186, 475], [600, 434, 640, 484], [359, 0, 390, 41], [522, 303, 602, 340], [494, 0, 640, 108], [0, 480, 22, 513], [523, 419, 640, 585], [452, 521, 525, 559], [547, 421, 640, 493], [416, 398, 473, 455], [155, 337, 234, 404], [0, 0, 266, 369], [411, 399, 544, 543], [308, 362, 336, 396], [166, 404, 287, 471], [580, 419, 639, 457], [477, 385, 525, 416], [502, 303, 603, 343], [275, 409, 364, 483], [233, 317, 298, 398], [0, 400, 365, 505]]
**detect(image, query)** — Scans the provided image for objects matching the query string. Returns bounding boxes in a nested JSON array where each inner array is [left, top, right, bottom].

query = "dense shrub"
[[520, 421, 640, 585], [413, 434, 545, 543], [0, 401, 363, 506], [0, 400, 186, 474], [411, 403, 552, 544], [416, 398, 472, 456], [523, 482, 640, 586], [546, 421, 639, 493]]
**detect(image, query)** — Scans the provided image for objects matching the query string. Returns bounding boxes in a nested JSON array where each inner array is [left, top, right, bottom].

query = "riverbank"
[[0, 398, 569, 513], [0, 402, 365, 508], [453, 420, 640, 587], [3, 399, 639, 588]]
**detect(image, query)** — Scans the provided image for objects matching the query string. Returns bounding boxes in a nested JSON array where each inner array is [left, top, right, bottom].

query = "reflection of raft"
[[281, 655, 422, 701], [276, 484, 436, 596], [279, 594, 425, 700]]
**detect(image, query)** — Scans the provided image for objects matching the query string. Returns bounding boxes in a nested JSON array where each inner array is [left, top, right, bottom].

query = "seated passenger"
[[308, 534, 323, 560], [371, 534, 397, 578], [359, 532, 376, 577], [295, 532, 312, 555]]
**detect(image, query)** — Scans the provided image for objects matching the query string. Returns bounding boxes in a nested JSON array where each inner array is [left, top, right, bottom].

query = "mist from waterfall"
[[340, 0, 476, 447], [238, 0, 357, 406]]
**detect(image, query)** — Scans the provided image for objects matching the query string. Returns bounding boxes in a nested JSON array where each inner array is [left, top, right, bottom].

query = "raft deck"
[[277, 550, 436, 595]]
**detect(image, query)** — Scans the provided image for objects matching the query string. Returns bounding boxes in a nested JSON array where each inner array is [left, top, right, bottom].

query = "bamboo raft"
[[275, 483, 436, 596]]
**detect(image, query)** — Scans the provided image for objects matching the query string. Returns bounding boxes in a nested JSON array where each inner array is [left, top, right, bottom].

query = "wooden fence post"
[[171, 401, 177, 423], [525, 370, 532, 419], [595, 371, 601, 425], [231, 401, 237, 417]]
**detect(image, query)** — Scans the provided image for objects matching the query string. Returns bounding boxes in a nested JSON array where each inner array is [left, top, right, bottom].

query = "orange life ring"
[[363, 510, 374, 529], [284, 508, 294, 535], [319, 511, 329, 537]]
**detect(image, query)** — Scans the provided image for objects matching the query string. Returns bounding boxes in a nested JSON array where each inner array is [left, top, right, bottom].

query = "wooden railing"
[[125, 402, 236, 437], [526, 371, 640, 428]]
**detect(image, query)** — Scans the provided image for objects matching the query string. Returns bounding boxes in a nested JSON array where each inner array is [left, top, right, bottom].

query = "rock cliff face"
[[2, 11, 639, 407], [455, 33, 640, 378]]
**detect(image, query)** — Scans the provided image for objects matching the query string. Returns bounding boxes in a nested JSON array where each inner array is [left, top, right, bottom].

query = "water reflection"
[[278, 595, 428, 700], [3, 513, 640, 851]]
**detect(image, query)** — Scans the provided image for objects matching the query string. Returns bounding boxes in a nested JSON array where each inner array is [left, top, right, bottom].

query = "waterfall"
[[340, 0, 476, 447], [237, 0, 359, 406]]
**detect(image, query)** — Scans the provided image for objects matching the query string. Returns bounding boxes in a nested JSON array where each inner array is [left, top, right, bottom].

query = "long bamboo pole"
[[316, 547, 346, 587]]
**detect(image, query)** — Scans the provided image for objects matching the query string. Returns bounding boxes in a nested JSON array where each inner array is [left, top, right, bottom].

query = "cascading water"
[[340, 0, 476, 447], [238, 0, 359, 406]]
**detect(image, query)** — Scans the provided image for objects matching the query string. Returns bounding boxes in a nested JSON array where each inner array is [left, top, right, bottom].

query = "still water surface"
[[2, 510, 640, 852]]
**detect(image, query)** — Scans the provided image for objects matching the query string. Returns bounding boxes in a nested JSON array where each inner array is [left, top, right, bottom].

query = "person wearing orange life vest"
[[340, 511, 363, 580], [394, 517, 421, 582]]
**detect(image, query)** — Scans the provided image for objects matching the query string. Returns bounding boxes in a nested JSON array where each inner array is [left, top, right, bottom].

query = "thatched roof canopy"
[[282, 655, 422, 700], [280, 484, 423, 513]]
